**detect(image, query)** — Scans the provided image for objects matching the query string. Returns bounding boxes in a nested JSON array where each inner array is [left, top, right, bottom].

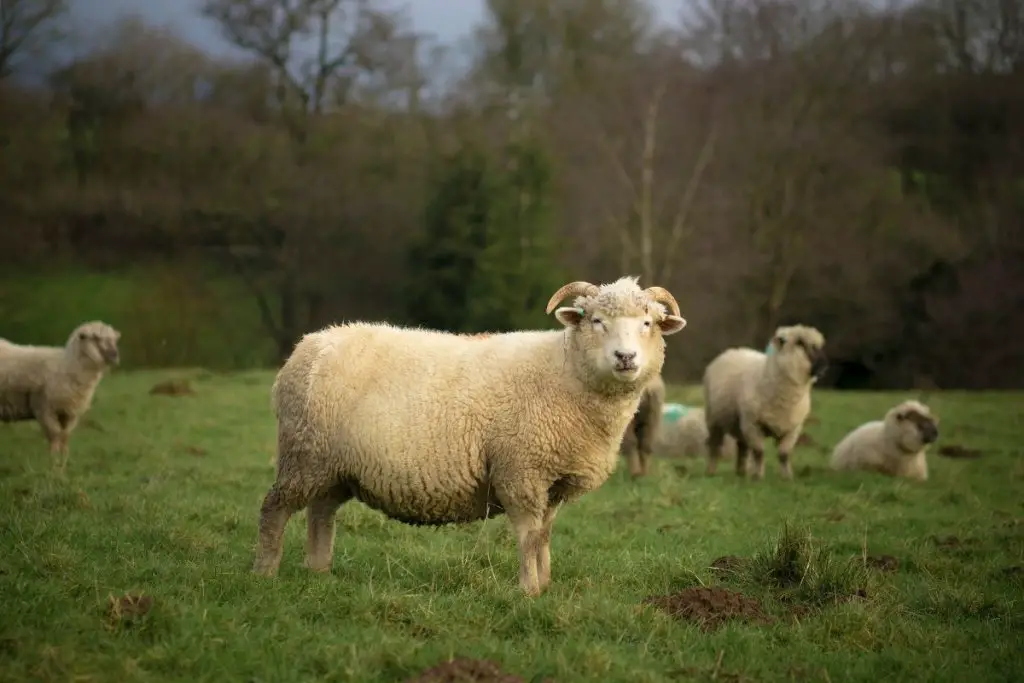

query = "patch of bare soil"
[[644, 586, 772, 632], [183, 445, 207, 457], [865, 554, 900, 572], [106, 593, 154, 631], [404, 658, 547, 683], [937, 444, 984, 459], [709, 555, 748, 574], [149, 380, 195, 397]]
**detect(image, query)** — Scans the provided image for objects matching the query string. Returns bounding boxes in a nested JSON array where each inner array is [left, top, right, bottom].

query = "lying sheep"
[[253, 276, 687, 597], [830, 399, 939, 481], [703, 325, 827, 481], [657, 405, 738, 460], [0, 321, 121, 468], [619, 375, 665, 478]]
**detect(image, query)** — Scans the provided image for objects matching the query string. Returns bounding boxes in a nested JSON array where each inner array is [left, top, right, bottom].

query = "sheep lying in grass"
[[703, 325, 827, 481], [830, 399, 939, 481], [657, 405, 738, 460], [619, 375, 665, 478], [0, 321, 121, 468], [253, 275, 687, 597]]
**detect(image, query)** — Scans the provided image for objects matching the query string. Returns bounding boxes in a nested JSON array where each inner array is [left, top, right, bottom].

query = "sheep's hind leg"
[[734, 440, 749, 478], [740, 420, 766, 481], [706, 426, 726, 476], [304, 484, 353, 573], [253, 484, 303, 577]]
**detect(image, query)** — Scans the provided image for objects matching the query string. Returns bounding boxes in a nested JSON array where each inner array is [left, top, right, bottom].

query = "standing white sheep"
[[253, 276, 687, 597], [830, 399, 939, 481], [703, 325, 827, 481], [0, 321, 121, 469]]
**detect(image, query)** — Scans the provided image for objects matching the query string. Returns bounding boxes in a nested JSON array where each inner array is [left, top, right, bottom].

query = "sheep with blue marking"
[[703, 325, 828, 480]]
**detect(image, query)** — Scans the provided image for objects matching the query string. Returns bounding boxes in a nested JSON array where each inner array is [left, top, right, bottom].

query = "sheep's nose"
[[614, 350, 637, 363]]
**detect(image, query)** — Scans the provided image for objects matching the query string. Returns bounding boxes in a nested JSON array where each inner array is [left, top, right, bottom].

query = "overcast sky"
[[69, 0, 682, 58]]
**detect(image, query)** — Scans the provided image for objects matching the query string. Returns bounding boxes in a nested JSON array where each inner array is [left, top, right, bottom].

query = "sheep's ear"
[[658, 315, 687, 336], [554, 306, 585, 327]]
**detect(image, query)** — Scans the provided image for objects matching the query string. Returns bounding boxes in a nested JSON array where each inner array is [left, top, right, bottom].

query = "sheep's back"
[[830, 420, 884, 469], [703, 348, 765, 428], [273, 323, 591, 524], [0, 344, 61, 421]]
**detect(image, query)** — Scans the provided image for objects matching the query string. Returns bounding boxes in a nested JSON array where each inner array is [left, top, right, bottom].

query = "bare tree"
[[0, 0, 66, 79]]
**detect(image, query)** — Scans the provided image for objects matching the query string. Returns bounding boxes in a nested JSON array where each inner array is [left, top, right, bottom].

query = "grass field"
[[0, 370, 1022, 683]]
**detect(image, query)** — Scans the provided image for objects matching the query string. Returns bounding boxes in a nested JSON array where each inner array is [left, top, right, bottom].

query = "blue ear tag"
[[575, 307, 585, 316], [765, 342, 774, 355]]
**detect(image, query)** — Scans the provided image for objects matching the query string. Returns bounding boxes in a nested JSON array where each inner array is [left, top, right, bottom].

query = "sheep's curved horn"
[[545, 281, 599, 314], [644, 286, 681, 317]]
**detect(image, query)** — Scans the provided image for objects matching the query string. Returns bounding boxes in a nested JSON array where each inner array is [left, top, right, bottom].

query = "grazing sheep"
[[703, 325, 828, 481], [657, 405, 738, 460], [0, 321, 121, 468], [830, 399, 939, 481], [253, 276, 687, 597], [619, 375, 665, 478]]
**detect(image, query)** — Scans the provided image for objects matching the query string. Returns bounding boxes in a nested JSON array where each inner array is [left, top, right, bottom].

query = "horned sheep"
[[253, 275, 687, 597], [618, 374, 665, 478], [0, 321, 121, 469], [830, 399, 939, 481], [703, 325, 828, 481]]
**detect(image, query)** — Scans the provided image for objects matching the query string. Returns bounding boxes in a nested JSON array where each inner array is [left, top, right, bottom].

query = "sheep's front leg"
[[37, 409, 70, 470], [740, 419, 767, 481], [776, 428, 802, 481], [505, 501, 549, 597], [535, 503, 561, 591]]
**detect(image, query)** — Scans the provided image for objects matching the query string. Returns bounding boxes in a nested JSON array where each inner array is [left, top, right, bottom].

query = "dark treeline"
[[0, 0, 1021, 389]]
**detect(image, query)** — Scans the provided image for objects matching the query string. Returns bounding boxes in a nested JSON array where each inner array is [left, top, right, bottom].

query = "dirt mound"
[[865, 554, 899, 572], [937, 444, 984, 459], [404, 658, 546, 683], [645, 586, 772, 632], [149, 380, 195, 397]]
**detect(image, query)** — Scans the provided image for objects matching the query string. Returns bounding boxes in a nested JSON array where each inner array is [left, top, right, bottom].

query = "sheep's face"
[[68, 321, 121, 368], [770, 325, 827, 382], [548, 277, 686, 390], [884, 400, 939, 453]]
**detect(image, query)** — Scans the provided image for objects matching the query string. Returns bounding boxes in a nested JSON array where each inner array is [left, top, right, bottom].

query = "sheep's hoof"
[[251, 561, 280, 577], [304, 559, 332, 573]]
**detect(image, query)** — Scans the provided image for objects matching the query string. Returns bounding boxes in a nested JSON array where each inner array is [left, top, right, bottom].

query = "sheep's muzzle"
[[808, 349, 828, 380], [906, 412, 939, 443]]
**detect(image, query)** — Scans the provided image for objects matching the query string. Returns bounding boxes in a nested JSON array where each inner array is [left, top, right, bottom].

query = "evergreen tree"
[[406, 136, 560, 333]]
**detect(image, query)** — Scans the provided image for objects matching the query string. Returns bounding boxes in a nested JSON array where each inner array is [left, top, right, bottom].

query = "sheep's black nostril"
[[614, 350, 637, 362]]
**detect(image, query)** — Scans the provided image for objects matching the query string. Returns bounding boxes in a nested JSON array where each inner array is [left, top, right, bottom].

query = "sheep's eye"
[[592, 318, 603, 326], [79, 333, 87, 340], [643, 320, 652, 328], [775, 337, 785, 347], [896, 413, 906, 421], [796, 338, 806, 348]]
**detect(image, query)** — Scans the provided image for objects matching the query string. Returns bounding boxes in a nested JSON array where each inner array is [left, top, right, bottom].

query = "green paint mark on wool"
[[662, 403, 692, 424]]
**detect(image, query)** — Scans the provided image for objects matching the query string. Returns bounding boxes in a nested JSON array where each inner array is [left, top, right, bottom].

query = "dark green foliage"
[[406, 137, 561, 333]]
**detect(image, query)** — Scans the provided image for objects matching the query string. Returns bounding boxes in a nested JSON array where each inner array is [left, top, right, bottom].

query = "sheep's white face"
[[68, 321, 121, 368], [556, 306, 686, 385], [885, 401, 939, 453]]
